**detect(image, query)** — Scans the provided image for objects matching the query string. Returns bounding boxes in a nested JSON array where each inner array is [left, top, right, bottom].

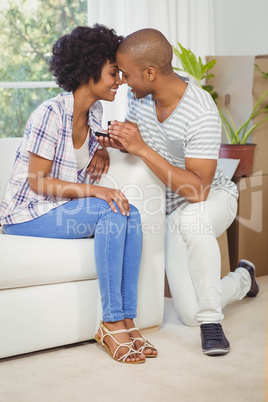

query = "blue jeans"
[[3, 198, 143, 322]]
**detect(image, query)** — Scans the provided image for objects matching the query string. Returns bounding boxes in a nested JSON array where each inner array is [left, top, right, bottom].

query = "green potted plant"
[[172, 43, 268, 177], [172, 43, 218, 102], [219, 78, 268, 176]]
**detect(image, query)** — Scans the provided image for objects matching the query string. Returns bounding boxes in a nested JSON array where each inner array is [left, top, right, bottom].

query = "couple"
[[0, 24, 259, 363]]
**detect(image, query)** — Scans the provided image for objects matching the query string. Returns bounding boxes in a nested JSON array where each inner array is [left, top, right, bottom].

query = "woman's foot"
[[96, 320, 145, 363], [124, 319, 158, 357]]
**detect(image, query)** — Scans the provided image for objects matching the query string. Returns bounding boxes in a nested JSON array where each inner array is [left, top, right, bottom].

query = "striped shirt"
[[0, 92, 103, 225], [126, 81, 238, 214]]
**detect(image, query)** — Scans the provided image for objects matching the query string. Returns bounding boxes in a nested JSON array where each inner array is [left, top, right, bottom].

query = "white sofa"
[[0, 138, 165, 359]]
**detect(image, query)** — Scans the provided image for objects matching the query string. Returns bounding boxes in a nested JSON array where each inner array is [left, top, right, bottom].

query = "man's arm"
[[108, 121, 217, 203]]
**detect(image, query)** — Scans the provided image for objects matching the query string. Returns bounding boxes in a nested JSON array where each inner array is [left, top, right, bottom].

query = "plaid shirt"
[[0, 92, 103, 225]]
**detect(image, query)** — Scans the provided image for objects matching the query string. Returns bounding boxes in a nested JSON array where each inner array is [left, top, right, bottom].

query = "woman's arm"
[[86, 147, 110, 183], [28, 152, 130, 214]]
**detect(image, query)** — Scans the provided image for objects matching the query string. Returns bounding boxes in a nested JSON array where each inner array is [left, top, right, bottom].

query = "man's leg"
[[168, 192, 227, 325], [166, 212, 199, 327], [166, 189, 254, 355]]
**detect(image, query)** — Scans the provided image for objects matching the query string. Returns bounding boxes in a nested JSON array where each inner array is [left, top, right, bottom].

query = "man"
[[98, 28, 259, 356]]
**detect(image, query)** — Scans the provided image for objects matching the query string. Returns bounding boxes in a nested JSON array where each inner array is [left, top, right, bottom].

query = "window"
[[0, 0, 88, 138]]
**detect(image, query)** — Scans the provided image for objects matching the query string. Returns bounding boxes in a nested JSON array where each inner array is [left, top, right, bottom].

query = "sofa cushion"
[[0, 234, 97, 289]]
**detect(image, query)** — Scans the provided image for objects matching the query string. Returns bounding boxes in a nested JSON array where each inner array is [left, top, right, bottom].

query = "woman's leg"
[[90, 201, 144, 361], [94, 203, 142, 322], [119, 205, 158, 356], [92, 201, 144, 361], [5, 198, 139, 320], [121, 205, 142, 319], [4, 198, 144, 361]]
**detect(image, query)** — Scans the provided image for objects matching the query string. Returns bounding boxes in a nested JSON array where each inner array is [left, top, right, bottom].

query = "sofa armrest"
[[99, 149, 165, 219], [0, 143, 166, 359], [0, 142, 166, 330]]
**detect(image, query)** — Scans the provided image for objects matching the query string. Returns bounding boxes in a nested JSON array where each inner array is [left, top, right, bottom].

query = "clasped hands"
[[96, 121, 147, 156]]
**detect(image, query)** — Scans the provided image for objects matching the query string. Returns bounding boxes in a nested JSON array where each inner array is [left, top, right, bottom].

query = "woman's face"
[[89, 60, 122, 102]]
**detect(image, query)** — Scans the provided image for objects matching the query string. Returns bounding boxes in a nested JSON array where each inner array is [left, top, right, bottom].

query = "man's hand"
[[87, 147, 110, 183], [108, 121, 148, 156], [96, 124, 125, 150]]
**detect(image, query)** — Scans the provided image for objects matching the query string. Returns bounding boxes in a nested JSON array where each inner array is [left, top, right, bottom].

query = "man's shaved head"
[[117, 28, 173, 75]]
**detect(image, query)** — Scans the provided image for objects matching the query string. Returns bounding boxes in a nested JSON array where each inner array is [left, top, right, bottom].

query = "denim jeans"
[[3, 198, 143, 322]]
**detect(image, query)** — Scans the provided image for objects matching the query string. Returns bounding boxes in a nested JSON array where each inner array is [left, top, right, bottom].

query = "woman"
[[0, 25, 157, 363]]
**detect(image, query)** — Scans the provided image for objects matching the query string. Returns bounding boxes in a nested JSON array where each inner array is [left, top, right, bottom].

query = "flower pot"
[[219, 144, 256, 178]]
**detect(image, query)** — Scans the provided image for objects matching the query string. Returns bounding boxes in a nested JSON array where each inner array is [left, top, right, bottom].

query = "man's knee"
[[177, 310, 199, 327], [179, 203, 215, 240]]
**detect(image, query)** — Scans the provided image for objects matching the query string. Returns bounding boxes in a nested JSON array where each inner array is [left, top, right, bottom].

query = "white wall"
[[212, 0, 268, 143], [87, 0, 268, 124], [88, 0, 217, 123], [88, 0, 268, 58], [213, 0, 268, 56]]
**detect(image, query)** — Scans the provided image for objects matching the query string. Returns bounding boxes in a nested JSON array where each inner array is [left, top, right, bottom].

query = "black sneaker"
[[200, 323, 230, 356], [238, 259, 259, 297]]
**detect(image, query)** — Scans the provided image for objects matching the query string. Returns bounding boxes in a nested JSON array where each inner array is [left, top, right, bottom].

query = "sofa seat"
[[0, 138, 166, 359], [1, 235, 97, 289]]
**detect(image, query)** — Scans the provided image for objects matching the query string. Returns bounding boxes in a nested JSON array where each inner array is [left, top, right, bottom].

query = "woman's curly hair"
[[49, 24, 123, 92]]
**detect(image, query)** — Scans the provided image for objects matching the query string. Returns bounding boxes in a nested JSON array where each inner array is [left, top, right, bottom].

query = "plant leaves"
[[200, 59, 217, 80], [202, 85, 218, 103], [254, 63, 268, 79], [241, 116, 268, 144], [172, 43, 217, 84], [219, 111, 238, 143], [177, 43, 198, 78]]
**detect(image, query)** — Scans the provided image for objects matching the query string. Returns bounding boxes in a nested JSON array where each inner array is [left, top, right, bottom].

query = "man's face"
[[116, 52, 152, 99]]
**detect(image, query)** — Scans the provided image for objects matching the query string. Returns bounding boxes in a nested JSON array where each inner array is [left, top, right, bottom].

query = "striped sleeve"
[[185, 111, 222, 159], [125, 89, 138, 123]]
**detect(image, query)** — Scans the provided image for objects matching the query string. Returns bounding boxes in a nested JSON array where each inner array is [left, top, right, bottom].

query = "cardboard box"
[[228, 174, 268, 277], [252, 56, 268, 175], [206, 55, 268, 278], [206, 56, 255, 142], [218, 231, 231, 278], [206, 55, 268, 174]]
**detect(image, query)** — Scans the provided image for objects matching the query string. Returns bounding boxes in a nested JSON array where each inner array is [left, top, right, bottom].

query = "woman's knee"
[[129, 203, 139, 214], [128, 204, 141, 222]]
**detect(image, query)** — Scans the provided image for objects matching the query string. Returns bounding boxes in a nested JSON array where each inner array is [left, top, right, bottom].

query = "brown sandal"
[[95, 322, 145, 364], [128, 327, 158, 358]]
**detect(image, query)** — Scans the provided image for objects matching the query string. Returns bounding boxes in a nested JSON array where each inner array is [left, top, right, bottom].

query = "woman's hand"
[[87, 147, 110, 183], [96, 135, 125, 150], [96, 121, 146, 154], [91, 186, 130, 215]]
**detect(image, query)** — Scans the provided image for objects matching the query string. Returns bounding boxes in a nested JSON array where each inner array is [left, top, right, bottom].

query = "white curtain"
[[87, 0, 215, 124]]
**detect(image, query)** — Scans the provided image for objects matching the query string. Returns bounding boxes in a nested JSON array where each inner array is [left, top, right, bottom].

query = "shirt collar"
[[62, 92, 103, 132]]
